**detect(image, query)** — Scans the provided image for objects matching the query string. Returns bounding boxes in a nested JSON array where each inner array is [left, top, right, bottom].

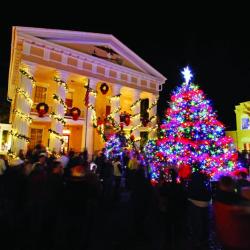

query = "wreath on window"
[[100, 83, 109, 95], [120, 111, 131, 126], [36, 102, 49, 117], [70, 107, 81, 120]]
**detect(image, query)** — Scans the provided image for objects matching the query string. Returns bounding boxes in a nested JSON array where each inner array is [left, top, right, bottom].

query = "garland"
[[89, 88, 97, 97], [149, 115, 157, 122], [16, 87, 33, 106], [147, 98, 158, 112], [110, 94, 121, 101], [50, 112, 66, 125], [13, 109, 33, 123], [46, 149, 61, 159], [7, 150, 18, 160], [48, 129, 64, 144], [84, 84, 97, 97], [131, 113, 140, 119], [112, 107, 122, 114], [52, 94, 67, 111], [130, 123, 142, 133], [130, 98, 142, 109], [106, 115, 120, 131], [54, 76, 68, 91], [134, 137, 141, 142], [147, 124, 158, 133], [19, 69, 36, 86], [9, 130, 30, 142]]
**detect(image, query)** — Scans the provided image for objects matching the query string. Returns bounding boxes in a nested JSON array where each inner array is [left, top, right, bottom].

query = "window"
[[106, 105, 111, 116], [34, 86, 47, 103], [242, 118, 250, 130], [30, 128, 43, 149], [65, 92, 73, 116], [243, 143, 250, 151], [140, 98, 149, 120], [65, 92, 73, 108]]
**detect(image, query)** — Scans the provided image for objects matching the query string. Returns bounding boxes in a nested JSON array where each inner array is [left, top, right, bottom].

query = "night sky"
[[1, 12, 249, 130]]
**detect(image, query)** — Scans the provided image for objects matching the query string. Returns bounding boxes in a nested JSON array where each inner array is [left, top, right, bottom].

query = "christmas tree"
[[104, 130, 129, 160], [145, 67, 240, 181]]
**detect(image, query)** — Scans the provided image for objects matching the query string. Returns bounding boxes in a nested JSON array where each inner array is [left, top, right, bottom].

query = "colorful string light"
[[144, 67, 241, 182]]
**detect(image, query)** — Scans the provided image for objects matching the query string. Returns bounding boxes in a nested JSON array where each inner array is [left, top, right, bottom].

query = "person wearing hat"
[[32, 152, 48, 172]]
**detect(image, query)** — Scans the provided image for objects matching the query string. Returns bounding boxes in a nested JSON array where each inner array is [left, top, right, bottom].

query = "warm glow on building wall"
[[226, 101, 250, 152], [7, 26, 166, 157]]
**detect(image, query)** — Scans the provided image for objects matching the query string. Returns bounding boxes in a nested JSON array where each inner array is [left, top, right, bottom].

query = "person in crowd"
[[18, 149, 26, 160], [2, 158, 27, 250], [22, 159, 33, 176], [32, 152, 48, 170], [55, 161, 88, 250], [102, 158, 114, 203], [214, 175, 243, 205], [25, 144, 33, 161], [58, 150, 69, 169], [95, 148, 106, 180], [127, 151, 139, 189], [130, 167, 157, 244], [28, 152, 48, 249], [159, 168, 188, 250], [187, 169, 212, 249], [47, 150, 57, 168], [0, 154, 6, 176], [236, 170, 250, 194], [43, 161, 64, 250], [112, 157, 122, 201]]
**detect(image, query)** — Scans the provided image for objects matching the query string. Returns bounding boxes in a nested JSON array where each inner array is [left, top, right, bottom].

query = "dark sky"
[[1, 10, 249, 130]]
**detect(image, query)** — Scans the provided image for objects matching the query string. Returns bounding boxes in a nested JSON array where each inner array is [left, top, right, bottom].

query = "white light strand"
[[13, 109, 33, 123], [49, 112, 66, 126], [20, 68, 36, 87], [16, 87, 33, 106]]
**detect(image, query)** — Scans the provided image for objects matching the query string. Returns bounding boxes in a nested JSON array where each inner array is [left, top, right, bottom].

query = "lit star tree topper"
[[182, 66, 193, 84], [144, 66, 241, 182]]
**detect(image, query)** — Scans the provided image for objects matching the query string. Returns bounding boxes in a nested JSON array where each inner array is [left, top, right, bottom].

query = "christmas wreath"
[[120, 111, 131, 126], [100, 83, 109, 94], [36, 102, 49, 117], [70, 107, 81, 120]]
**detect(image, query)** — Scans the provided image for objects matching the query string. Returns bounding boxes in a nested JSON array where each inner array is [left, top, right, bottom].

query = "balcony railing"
[[30, 105, 85, 120]]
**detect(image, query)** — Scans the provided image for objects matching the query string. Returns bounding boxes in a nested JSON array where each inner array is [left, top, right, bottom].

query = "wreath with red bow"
[[36, 102, 49, 117], [100, 83, 109, 95], [120, 111, 131, 126], [70, 107, 81, 120]]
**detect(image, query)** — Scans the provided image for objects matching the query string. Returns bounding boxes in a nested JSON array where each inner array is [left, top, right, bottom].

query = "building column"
[[131, 89, 141, 148], [82, 78, 98, 158], [110, 84, 121, 125], [49, 70, 69, 153], [148, 95, 158, 139], [11, 64, 36, 155]]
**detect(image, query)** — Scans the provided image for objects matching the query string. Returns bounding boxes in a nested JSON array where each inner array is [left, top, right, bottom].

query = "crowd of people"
[[0, 142, 250, 250]]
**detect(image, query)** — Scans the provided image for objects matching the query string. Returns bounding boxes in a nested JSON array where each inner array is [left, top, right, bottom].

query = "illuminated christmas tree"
[[145, 67, 240, 181], [105, 132, 128, 160]]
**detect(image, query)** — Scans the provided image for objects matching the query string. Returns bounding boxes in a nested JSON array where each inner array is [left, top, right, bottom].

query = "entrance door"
[[61, 135, 70, 153], [30, 128, 43, 149]]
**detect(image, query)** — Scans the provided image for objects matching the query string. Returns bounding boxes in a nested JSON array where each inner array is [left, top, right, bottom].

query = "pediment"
[[16, 26, 166, 81]]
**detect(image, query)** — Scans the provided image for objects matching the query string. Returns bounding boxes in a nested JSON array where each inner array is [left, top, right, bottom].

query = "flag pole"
[[84, 79, 90, 151]]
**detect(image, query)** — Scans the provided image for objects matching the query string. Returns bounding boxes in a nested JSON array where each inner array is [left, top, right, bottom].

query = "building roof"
[[15, 26, 166, 80]]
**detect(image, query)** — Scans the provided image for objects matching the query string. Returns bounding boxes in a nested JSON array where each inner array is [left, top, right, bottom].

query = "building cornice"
[[18, 32, 164, 83], [15, 26, 167, 81]]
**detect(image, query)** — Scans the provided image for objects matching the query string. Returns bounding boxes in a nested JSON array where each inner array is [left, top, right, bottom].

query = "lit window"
[[242, 118, 250, 130], [30, 128, 43, 149], [34, 86, 47, 103]]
